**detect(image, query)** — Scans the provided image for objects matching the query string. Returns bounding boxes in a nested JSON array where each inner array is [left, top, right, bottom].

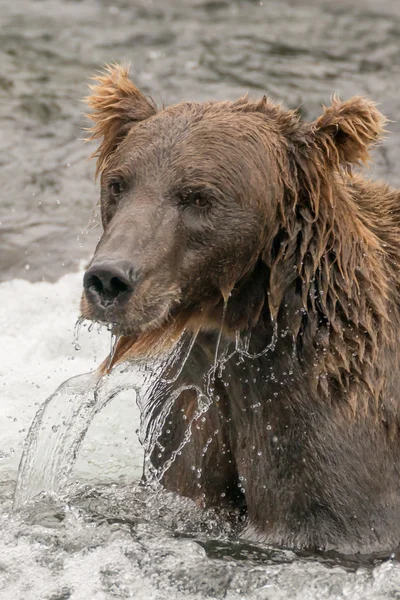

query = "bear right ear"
[[309, 95, 387, 169], [85, 64, 157, 177]]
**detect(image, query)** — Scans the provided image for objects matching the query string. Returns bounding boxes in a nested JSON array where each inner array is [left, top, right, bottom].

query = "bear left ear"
[[310, 96, 387, 168], [84, 64, 157, 177]]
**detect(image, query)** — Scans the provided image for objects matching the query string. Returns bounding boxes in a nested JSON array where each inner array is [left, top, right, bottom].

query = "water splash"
[[142, 305, 230, 482], [14, 303, 281, 510], [73, 316, 85, 351], [160, 329, 199, 385], [235, 320, 278, 359], [149, 385, 212, 483], [13, 331, 200, 509], [14, 371, 100, 508], [13, 360, 156, 509], [136, 332, 206, 481], [107, 331, 120, 369]]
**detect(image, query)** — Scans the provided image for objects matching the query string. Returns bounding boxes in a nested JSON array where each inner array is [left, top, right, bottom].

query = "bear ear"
[[310, 96, 387, 169], [84, 64, 157, 177]]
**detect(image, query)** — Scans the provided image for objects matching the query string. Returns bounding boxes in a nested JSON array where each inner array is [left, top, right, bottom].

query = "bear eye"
[[179, 189, 211, 209], [109, 179, 124, 197]]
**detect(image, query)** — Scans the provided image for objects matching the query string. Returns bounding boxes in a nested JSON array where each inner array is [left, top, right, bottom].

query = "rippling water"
[[2, 0, 400, 282], [2, 0, 400, 598], [3, 480, 400, 600]]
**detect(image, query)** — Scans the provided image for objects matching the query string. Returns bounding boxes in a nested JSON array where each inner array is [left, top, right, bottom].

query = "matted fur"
[[82, 65, 400, 554], [313, 94, 387, 167], [85, 64, 156, 177]]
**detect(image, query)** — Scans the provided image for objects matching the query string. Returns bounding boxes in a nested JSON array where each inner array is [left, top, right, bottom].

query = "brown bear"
[[81, 65, 400, 556]]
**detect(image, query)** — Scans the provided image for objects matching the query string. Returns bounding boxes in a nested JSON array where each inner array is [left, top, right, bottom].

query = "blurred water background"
[[2, 0, 400, 283], [2, 1, 400, 598]]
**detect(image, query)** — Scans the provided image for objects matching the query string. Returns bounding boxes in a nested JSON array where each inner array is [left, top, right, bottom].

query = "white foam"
[[0, 271, 143, 486], [2, 273, 400, 600]]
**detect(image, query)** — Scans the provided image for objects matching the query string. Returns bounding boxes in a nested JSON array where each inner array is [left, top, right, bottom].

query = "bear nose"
[[83, 261, 137, 308]]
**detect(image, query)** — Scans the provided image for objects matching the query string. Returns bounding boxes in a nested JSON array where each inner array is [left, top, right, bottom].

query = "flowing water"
[[13, 331, 203, 509], [3, 0, 400, 598], [3, 274, 400, 600]]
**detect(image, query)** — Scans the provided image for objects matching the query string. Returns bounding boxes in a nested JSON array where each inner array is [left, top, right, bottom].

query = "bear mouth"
[[80, 285, 182, 338]]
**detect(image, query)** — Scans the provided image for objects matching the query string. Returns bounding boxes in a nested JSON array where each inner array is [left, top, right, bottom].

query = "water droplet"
[[73, 317, 84, 351]]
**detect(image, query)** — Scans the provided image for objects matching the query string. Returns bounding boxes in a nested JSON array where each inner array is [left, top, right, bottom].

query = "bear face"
[[81, 103, 279, 337], [81, 66, 385, 345]]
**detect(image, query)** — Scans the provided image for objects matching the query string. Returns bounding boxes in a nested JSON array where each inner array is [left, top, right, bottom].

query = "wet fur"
[[83, 65, 400, 554]]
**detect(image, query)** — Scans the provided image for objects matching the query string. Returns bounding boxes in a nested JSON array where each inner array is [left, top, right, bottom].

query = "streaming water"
[[206, 299, 228, 395], [4, 0, 400, 595], [14, 371, 99, 509], [4, 275, 400, 598], [235, 320, 279, 359], [13, 330, 205, 509]]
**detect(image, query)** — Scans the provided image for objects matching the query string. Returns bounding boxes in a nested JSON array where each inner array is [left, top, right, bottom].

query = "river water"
[[2, 0, 400, 283], [2, 0, 400, 598]]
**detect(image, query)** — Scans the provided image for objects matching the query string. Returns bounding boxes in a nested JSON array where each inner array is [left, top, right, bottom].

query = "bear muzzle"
[[83, 260, 138, 310]]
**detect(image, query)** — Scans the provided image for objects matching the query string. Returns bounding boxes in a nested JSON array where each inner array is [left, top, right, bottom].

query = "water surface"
[[2, 0, 400, 281], [2, 1, 400, 598]]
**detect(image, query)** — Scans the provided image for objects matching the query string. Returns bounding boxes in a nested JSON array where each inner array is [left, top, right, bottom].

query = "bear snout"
[[83, 260, 138, 310]]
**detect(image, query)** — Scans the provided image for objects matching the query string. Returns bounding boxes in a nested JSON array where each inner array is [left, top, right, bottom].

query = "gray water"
[[3, 0, 400, 598], [2, 0, 400, 282]]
